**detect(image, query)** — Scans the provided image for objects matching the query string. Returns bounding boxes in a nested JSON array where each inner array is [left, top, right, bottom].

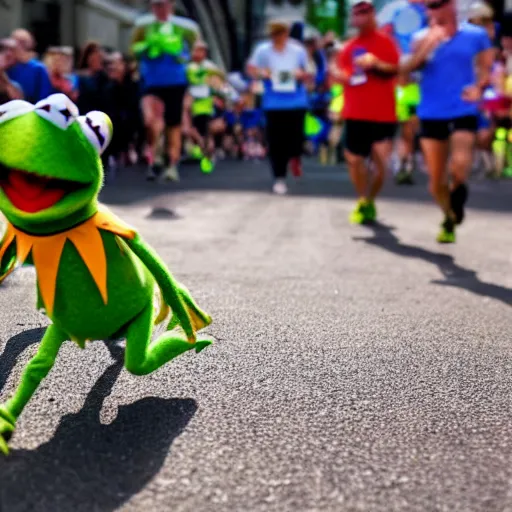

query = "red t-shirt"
[[338, 30, 400, 123]]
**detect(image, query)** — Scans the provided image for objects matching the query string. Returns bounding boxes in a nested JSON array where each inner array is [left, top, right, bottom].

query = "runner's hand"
[[354, 53, 378, 69], [423, 25, 447, 51], [259, 68, 271, 79], [461, 84, 482, 102]]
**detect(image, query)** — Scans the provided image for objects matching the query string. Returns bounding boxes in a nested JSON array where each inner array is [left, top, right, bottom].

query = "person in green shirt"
[[131, 0, 199, 182], [186, 41, 225, 173]]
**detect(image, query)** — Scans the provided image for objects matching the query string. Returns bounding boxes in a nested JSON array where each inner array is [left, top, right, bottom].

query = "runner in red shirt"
[[336, 0, 400, 224]]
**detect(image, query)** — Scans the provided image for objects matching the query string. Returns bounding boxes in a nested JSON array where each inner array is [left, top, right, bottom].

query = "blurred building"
[[0, 0, 239, 69]]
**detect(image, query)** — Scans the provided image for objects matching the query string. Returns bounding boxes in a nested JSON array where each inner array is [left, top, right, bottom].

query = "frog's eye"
[[0, 100, 34, 125], [34, 93, 78, 130], [77, 111, 113, 154]]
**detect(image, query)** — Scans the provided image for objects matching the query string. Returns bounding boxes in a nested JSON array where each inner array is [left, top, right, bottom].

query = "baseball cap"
[[349, 0, 374, 7], [467, 1, 493, 20]]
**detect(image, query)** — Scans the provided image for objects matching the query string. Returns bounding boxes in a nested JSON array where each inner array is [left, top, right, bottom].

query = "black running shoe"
[[450, 183, 468, 225]]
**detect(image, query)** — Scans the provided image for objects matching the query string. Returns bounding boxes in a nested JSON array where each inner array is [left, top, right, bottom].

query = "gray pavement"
[[0, 160, 511, 512]]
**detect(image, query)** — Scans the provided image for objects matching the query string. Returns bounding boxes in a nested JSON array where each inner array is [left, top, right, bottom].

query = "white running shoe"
[[272, 180, 287, 195], [161, 165, 180, 182]]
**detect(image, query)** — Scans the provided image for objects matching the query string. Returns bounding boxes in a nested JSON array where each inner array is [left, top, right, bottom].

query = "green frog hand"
[[0, 229, 16, 285]]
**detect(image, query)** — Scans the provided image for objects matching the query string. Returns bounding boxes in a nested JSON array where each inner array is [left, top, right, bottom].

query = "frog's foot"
[[0, 406, 16, 455], [125, 304, 213, 376]]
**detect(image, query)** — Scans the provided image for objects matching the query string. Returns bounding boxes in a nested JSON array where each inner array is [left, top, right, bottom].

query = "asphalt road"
[[0, 160, 511, 512]]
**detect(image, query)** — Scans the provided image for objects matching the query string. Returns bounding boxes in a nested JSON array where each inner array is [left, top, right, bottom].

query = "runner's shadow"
[[353, 222, 512, 307], [0, 342, 197, 512]]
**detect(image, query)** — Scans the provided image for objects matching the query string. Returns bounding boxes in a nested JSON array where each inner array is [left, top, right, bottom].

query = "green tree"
[[306, 0, 346, 36]]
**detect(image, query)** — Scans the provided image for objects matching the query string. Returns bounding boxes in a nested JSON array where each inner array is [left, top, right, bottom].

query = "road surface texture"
[[0, 161, 511, 512]]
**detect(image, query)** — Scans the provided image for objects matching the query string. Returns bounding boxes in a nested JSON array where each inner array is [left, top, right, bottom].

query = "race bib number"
[[189, 84, 210, 99], [350, 74, 367, 86], [350, 47, 368, 86], [271, 70, 297, 93]]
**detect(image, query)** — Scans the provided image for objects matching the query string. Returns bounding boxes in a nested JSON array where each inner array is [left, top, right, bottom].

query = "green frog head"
[[0, 93, 112, 234]]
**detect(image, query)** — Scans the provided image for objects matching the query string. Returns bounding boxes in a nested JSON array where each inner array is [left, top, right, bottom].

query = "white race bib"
[[271, 69, 297, 93], [349, 73, 367, 86], [189, 84, 210, 99]]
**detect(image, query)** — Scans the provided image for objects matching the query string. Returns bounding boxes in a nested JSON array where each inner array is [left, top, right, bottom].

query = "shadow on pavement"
[[0, 341, 197, 512], [99, 162, 512, 216], [0, 328, 46, 394], [354, 222, 512, 307]]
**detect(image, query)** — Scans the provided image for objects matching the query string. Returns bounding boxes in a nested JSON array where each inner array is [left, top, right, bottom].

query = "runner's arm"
[[475, 48, 494, 90], [370, 40, 400, 77], [399, 27, 444, 73], [473, 28, 494, 91], [130, 26, 146, 58], [246, 44, 270, 79], [331, 46, 350, 84]]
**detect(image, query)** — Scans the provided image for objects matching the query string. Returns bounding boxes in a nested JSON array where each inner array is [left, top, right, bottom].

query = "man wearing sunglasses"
[[401, 0, 493, 243], [337, 0, 400, 225]]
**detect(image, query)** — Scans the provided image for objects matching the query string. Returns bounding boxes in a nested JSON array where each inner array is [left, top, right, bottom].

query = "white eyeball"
[[77, 111, 113, 154], [0, 100, 34, 124], [34, 93, 79, 130]]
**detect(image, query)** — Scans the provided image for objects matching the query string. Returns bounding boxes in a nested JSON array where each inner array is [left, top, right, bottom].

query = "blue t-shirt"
[[140, 53, 188, 88], [416, 23, 492, 120], [248, 41, 309, 111], [7, 59, 52, 103]]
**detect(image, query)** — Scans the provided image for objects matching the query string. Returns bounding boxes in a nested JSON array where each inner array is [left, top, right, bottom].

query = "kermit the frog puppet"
[[0, 94, 212, 455]]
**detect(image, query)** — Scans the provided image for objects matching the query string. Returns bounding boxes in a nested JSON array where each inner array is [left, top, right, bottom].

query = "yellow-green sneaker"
[[349, 199, 368, 224], [437, 217, 456, 243], [200, 157, 214, 174], [366, 200, 377, 222]]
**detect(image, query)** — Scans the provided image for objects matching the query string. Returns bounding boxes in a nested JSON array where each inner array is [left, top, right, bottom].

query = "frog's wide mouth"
[[0, 164, 91, 213]]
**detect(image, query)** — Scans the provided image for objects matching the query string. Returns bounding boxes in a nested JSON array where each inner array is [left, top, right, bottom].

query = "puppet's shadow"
[[0, 336, 197, 512], [353, 222, 512, 306]]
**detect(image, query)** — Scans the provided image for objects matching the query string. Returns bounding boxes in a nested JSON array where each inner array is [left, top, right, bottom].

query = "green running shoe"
[[349, 199, 368, 224], [200, 157, 214, 174], [503, 167, 512, 178], [191, 145, 203, 160], [437, 217, 456, 244], [366, 200, 377, 222]]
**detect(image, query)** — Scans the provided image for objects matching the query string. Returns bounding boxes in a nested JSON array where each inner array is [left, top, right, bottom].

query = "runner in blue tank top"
[[401, 0, 493, 243], [132, 0, 199, 182]]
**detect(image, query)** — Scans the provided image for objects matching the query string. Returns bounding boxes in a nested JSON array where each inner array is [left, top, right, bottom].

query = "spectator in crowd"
[[7, 29, 52, 103], [103, 51, 142, 171], [44, 46, 78, 101], [0, 39, 23, 105], [76, 41, 108, 114]]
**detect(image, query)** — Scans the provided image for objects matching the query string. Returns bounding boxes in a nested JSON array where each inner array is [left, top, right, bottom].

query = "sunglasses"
[[425, 0, 451, 9]]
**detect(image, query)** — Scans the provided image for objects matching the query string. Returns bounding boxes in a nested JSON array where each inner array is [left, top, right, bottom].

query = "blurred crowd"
[[1, 1, 512, 182]]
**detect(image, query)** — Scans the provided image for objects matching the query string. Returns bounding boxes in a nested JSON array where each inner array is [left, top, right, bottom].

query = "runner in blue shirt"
[[132, 0, 199, 182], [401, 0, 493, 243]]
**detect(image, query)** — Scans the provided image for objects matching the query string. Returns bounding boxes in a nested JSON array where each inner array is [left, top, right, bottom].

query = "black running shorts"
[[420, 115, 479, 141], [343, 120, 397, 158], [143, 85, 188, 128]]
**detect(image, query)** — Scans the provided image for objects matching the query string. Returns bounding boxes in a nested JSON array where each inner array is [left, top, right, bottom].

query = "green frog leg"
[[0, 324, 67, 455], [124, 303, 211, 377]]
